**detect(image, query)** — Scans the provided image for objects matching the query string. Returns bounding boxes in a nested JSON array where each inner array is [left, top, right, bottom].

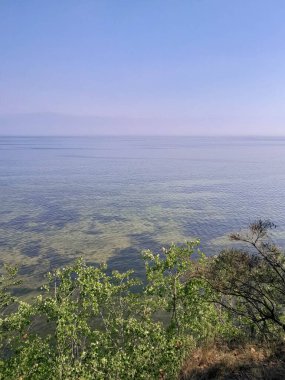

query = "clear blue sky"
[[0, 0, 285, 135]]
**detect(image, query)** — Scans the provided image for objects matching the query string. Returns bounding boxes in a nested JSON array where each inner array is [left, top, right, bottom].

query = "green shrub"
[[0, 237, 263, 379]]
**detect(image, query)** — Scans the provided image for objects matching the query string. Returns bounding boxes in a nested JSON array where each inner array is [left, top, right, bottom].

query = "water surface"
[[1, 136, 285, 294]]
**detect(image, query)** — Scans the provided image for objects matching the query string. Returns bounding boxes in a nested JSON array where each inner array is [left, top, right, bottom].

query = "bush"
[[1, 242, 224, 379], [1, 222, 284, 379], [205, 220, 285, 338]]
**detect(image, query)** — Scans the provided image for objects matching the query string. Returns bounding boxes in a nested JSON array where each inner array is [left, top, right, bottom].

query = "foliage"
[[1, 222, 284, 379], [205, 220, 285, 337], [143, 241, 234, 342], [0, 242, 225, 379], [0, 264, 20, 311], [0, 265, 24, 361]]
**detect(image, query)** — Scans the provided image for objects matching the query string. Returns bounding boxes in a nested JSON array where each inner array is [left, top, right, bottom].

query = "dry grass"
[[180, 343, 285, 379]]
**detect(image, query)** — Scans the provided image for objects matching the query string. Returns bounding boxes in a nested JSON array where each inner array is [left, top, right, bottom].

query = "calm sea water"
[[1, 136, 285, 294]]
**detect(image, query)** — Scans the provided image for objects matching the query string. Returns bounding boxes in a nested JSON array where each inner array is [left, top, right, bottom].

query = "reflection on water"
[[0, 136, 285, 295]]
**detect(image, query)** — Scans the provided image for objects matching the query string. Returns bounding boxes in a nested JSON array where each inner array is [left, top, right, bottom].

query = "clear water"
[[1, 136, 285, 295]]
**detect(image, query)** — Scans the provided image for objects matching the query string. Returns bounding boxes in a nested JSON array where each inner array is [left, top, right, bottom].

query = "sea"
[[0, 136, 285, 295]]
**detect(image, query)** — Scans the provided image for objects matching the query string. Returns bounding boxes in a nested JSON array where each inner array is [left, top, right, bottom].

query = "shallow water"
[[1, 136, 285, 294]]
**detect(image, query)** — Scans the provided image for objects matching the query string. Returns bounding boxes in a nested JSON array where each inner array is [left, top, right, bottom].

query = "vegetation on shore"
[[1, 220, 285, 379]]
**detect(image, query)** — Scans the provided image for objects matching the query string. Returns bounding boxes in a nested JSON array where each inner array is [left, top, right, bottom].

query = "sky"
[[0, 0, 285, 136]]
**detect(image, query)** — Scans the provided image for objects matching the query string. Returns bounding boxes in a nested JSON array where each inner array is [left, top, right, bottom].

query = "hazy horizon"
[[1, 112, 285, 137], [1, 1, 285, 136]]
